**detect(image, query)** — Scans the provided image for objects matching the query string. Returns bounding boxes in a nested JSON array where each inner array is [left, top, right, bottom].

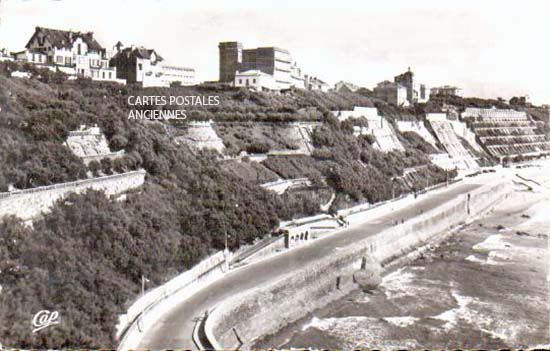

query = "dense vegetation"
[[262, 114, 453, 210], [214, 122, 303, 156], [0, 62, 491, 348], [0, 69, 322, 347]]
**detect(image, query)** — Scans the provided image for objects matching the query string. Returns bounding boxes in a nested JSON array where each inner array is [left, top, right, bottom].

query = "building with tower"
[[394, 67, 429, 104], [219, 41, 311, 90], [218, 41, 244, 83]]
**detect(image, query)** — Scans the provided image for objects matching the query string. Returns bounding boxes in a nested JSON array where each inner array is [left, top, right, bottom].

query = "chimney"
[[114, 41, 124, 53]]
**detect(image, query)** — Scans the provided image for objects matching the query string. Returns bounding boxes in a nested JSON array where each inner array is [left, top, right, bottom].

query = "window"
[[32, 53, 36, 62], [56, 56, 63, 63], [77, 43, 81, 55], [246, 79, 249, 86], [253, 78, 257, 84], [102, 72, 105, 79], [109, 72, 112, 79], [239, 79, 242, 84], [138, 63, 143, 70]]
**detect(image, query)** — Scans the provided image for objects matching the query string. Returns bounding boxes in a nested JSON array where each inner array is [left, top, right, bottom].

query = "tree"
[[88, 160, 101, 177]]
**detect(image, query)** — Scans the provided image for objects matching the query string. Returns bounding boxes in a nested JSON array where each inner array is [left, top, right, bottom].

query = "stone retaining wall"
[[0, 170, 146, 221]]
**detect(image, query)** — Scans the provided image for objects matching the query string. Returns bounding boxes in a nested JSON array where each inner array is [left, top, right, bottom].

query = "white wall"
[[137, 57, 168, 87], [162, 65, 196, 86]]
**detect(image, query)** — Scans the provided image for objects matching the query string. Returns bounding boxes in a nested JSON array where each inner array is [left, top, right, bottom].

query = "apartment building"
[[394, 67, 429, 104], [110, 44, 196, 87], [245, 46, 292, 87]]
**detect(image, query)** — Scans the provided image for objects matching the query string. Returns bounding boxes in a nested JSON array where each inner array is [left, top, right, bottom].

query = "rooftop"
[[26, 26, 104, 52]]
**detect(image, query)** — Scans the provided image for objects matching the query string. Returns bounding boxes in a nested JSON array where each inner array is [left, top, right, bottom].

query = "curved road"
[[138, 181, 483, 349]]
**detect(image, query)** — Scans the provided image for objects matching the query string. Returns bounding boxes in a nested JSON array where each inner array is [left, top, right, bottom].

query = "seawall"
[[0, 170, 146, 221], [205, 180, 512, 349]]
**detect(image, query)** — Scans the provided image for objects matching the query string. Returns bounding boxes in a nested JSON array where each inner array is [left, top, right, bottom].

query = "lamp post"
[[224, 230, 228, 252], [426, 172, 429, 190], [224, 203, 239, 252], [223, 202, 239, 272], [141, 275, 149, 297], [138, 274, 149, 332]]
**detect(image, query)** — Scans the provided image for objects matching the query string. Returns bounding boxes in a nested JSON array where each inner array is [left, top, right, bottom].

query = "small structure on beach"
[[354, 256, 382, 291]]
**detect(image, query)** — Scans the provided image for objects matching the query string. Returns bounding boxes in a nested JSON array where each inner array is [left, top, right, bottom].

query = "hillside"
[[0, 64, 451, 348]]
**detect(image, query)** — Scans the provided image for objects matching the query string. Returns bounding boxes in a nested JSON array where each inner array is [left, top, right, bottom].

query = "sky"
[[0, 0, 548, 104]]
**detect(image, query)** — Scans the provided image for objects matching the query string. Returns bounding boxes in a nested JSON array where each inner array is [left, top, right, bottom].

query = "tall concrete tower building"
[[394, 67, 416, 104], [218, 41, 243, 82], [218, 41, 294, 88]]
